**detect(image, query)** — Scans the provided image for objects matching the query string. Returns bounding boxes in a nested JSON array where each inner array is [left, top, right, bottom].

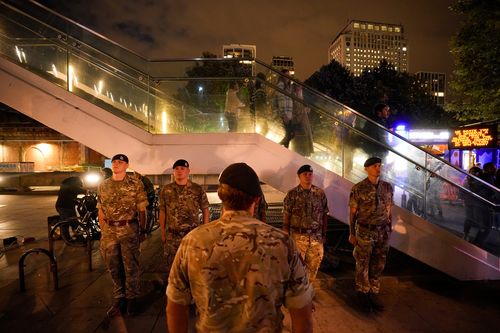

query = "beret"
[[297, 164, 313, 175], [219, 163, 262, 197], [364, 157, 382, 167], [111, 154, 128, 163], [173, 159, 189, 168]]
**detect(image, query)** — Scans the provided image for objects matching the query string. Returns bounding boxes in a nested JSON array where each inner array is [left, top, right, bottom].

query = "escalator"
[[1, 0, 499, 280]]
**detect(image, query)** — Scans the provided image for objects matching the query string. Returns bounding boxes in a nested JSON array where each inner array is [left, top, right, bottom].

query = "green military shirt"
[[167, 210, 314, 332], [159, 180, 209, 231], [349, 178, 394, 226], [283, 185, 329, 238], [97, 174, 148, 221]]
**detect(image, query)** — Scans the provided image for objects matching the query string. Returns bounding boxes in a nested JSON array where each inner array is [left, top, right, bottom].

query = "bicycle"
[[60, 192, 101, 246], [144, 189, 160, 235]]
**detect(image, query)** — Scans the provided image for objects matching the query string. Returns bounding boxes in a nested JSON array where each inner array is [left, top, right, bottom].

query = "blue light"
[[198, 86, 203, 93]]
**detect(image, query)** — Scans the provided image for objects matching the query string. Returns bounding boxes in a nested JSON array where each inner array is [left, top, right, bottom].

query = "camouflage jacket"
[[283, 185, 329, 237], [349, 178, 394, 226], [159, 180, 209, 231], [166, 210, 314, 332], [97, 174, 148, 221]]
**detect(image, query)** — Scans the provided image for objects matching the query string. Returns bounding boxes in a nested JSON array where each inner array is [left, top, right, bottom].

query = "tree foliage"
[[180, 52, 251, 113], [305, 59, 452, 127], [447, 0, 500, 121]]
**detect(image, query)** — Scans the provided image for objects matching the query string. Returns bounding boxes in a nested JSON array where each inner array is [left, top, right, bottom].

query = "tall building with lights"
[[222, 44, 256, 59], [328, 20, 409, 76], [271, 56, 295, 76], [415, 71, 446, 106]]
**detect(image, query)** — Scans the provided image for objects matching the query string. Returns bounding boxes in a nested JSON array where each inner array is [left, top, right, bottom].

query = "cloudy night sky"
[[39, 0, 462, 80]]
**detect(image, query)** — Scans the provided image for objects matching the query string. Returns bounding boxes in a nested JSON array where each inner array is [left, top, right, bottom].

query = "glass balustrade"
[[1, 0, 498, 255]]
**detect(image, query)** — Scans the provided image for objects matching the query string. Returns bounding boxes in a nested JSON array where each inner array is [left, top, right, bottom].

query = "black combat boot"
[[126, 298, 138, 316], [107, 297, 126, 317], [368, 292, 384, 311], [356, 291, 373, 312]]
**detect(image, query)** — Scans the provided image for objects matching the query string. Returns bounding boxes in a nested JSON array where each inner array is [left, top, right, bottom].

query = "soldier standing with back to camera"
[[159, 159, 209, 278], [283, 164, 329, 282], [349, 156, 394, 312], [166, 163, 313, 332], [97, 154, 148, 317]]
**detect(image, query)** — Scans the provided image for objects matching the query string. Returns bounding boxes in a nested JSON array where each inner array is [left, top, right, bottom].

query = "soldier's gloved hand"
[[348, 234, 357, 246]]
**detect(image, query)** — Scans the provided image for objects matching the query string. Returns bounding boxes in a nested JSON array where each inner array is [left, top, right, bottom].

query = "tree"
[[447, 0, 500, 121], [305, 59, 453, 128], [181, 52, 251, 113], [304, 60, 356, 106]]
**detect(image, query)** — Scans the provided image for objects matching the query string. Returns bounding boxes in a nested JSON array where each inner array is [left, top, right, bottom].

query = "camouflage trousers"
[[163, 235, 183, 279], [100, 222, 141, 299], [353, 225, 391, 294], [292, 233, 324, 281]]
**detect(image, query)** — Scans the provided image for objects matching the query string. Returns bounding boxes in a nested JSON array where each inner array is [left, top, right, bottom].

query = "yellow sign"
[[449, 127, 497, 149]]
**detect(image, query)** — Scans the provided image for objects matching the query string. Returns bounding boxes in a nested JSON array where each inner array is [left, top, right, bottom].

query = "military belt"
[[167, 228, 191, 237], [106, 219, 135, 227], [357, 222, 387, 230], [290, 226, 317, 234]]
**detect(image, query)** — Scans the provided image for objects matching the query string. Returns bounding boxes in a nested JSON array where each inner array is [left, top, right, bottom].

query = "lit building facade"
[[415, 71, 446, 106], [328, 20, 409, 76], [222, 44, 256, 59], [271, 56, 295, 76]]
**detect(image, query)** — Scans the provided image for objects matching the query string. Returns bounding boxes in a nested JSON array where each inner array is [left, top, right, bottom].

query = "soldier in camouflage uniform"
[[159, 159, 209, 277], [97, 154, 148, 317], [349, 157, 394, 312], [166, 163, 314, 332], [283, 164, 329, 281]]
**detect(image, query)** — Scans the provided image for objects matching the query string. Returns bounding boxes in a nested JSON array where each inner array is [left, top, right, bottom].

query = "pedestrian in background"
[[97, 154, 148, 317], [283, 164, 329, 281], [275, 69, 295, 148], [224, 81, 245, 132], [166, 162, 313, 332], [349, 156, 394, 312]]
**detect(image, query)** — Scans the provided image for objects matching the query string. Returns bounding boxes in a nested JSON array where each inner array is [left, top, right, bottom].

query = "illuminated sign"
[[449, 126, 497, 149]]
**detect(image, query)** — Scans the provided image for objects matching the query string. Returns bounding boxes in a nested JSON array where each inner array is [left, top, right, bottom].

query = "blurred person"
[[101, 167, 113, 180], [224, 81, 245, 132], [462, 166, 483, 240], [274, 69, 295, 148], [55, 176, 85, 240]]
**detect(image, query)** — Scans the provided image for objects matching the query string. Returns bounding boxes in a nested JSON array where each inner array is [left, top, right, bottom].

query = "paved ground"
[[1, 194, 500, 332]]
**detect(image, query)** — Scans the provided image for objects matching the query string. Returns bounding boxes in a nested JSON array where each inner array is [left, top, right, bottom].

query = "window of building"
[[395, 27, 401, 33], [354, 22, 360, 28], [361, 24, 366, 29], [368, 24, 373, 30], [381, 26, 387, 31]]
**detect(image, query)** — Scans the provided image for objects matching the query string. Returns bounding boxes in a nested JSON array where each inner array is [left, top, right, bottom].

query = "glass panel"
[[67, 53, 151, 131], [2, 0, 498, 257]]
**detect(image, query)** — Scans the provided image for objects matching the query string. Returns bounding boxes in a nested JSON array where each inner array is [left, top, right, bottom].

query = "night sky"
[[39, 0, 462, 80]]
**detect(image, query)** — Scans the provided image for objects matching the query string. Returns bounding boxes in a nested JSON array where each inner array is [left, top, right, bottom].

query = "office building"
[[415, 71, 446, 106], [222, 44, 256, 59], [328, 20, 409, 76], [271, 56, 295, 76]]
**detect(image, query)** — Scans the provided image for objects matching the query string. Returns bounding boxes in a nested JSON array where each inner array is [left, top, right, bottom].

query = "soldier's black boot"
[[126, 298, 138, 316], [368, 292, 384, 311], [356, 292, 373, 312], [107, 297, 126, 317]]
